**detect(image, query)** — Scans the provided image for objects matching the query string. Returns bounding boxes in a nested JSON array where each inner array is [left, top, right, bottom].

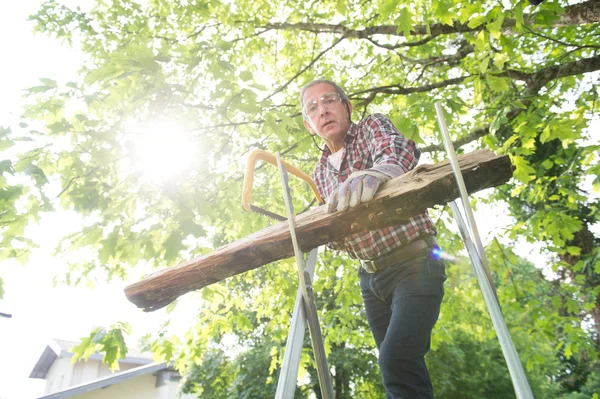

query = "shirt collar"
[[320, 121, 357, 157]]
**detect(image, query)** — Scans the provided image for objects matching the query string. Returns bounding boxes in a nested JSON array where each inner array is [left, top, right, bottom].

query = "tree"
[[2, 0, 599, 396]]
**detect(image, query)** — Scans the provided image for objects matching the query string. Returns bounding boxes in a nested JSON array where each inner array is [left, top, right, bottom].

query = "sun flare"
[[128, 120, 196, 182]]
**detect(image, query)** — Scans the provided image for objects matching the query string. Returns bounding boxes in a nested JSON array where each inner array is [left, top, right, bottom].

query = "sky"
[[1, 2, 596, 399]]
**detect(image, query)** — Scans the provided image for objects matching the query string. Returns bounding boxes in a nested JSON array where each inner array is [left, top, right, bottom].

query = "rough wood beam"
[[125, 149, 513, 311]]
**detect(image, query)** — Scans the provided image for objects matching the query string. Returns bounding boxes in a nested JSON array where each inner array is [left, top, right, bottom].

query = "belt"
[[361, 236, 437, 274]]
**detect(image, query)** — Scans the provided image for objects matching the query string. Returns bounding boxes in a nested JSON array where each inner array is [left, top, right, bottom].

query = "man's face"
[[302, 83, 352, 151]]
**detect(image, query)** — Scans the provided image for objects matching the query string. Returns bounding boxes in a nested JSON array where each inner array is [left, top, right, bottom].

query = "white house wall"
[[80, 360, 100, 385], [66, 373, 195, 399], [45, 358, 154, 396], [44, 357, 73, 394], [156, 379, 196, 399]]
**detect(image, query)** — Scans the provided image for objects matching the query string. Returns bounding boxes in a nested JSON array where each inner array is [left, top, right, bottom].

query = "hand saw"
[[242, 149, 324, 221]]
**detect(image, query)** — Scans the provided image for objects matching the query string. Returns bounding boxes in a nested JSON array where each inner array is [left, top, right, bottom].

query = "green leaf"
[[541, 159, 553, 169], [540, 125, 551, 143], [0, 140, 15, 151], [486, 74, 509, 93], [40, 78, 57, 87], [335, 0, 346, 15], [180, 220, 206, 237], [511, 100, 527, 109], [92, 328, 107, 343], [393, 115, 421, 143], [486, 12, 504, 39], [493, 53, 509, 70], [217, 60, 235, 73], [99, 229, 119, 263], [565, 298, 579, 314], [380, 0, 400, 19], [458, 3, 480, 24], [433, 0, 457, 26], [166, 300, 178, 314], [489, 111, 507, 135], [48, 119, 73, 134], [473, 75, 483, 105], [467, 15, 485, 29], [23, 164, 48, 186], [215, 39, 232, 51], [239, 70, 253, 81], [479, 55, 489, 74], [540, 119, 581, 145], [236, 101, 261, 114], [513, 2, 524, 27], [0, 126, 10, 138], [163, 230, 184, 261], [502, 135, 519, 151], [395, 8, 413, 38], [0, 160, 15, 175], [512, 156, 536, 183]]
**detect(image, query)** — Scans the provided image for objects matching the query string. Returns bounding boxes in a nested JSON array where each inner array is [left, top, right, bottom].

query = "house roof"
[[29, 339, 153, 379], [35, 362, 170, 399]]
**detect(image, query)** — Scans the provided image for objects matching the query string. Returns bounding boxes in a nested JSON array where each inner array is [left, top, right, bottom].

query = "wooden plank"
[[125, 149, 513, 311]]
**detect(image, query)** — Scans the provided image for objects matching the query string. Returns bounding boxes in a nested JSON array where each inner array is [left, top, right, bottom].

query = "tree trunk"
[[125, 149, 513, 311]]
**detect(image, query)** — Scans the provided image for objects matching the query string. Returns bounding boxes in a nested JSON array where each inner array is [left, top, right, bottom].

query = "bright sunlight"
[[127, 120, 196, 183]]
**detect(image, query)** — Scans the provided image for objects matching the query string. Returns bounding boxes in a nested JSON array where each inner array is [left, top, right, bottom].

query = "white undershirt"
[[328, 149, 344, 171]]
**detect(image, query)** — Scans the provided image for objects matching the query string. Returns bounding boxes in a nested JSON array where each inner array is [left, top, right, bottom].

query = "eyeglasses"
[[303, 92, 343, 117]]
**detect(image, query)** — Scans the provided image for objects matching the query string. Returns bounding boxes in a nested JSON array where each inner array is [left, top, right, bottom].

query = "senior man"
[[300, 79, 446, 399]]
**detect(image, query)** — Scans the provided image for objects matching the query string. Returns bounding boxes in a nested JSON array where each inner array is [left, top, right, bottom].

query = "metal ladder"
[[434, 103, 534, 399], [273, 104, 535, 399]]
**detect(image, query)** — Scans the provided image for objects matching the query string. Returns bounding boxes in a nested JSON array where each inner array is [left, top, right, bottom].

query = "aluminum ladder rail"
[[274, 153, 334, 399], [435, 102, 534, 399]]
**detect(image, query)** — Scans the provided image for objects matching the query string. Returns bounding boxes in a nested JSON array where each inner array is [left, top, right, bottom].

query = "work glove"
[[327, 170, 390, 213]]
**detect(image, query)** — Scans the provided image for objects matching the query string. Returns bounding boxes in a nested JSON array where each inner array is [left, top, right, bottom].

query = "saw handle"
[[242, 149, 324, 212]]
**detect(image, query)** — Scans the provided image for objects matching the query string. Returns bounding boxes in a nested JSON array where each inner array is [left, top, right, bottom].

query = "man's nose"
[[318, 102, 329, 115]]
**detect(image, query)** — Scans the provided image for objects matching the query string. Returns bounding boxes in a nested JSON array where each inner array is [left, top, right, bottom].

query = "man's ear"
[[303, 118, 317, 135]]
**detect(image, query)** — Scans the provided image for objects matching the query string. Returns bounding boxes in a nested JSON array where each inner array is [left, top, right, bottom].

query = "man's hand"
[[327, 170, 390, 213]]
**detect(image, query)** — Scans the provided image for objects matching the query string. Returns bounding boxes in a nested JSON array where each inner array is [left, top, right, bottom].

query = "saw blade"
[[249, 204, 287, 222]]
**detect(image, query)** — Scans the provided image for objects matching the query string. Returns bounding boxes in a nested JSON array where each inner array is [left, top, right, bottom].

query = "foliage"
[[2, 0, 599, 396], [427, 241, 564, 398], [71, 321, 131, 371], [561, 371, 600, 399]]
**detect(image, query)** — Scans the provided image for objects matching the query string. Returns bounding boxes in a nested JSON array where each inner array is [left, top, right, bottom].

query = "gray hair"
[[299, 79, 350, 118]]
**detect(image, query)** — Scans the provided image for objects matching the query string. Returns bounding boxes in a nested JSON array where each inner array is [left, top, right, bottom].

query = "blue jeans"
[[359, 255, 446, 399]]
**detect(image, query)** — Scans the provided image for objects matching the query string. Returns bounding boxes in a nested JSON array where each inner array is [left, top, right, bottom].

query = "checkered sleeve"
[[362, 114, 420, 179]]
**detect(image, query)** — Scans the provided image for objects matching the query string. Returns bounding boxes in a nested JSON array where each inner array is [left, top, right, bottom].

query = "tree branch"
[[523, 25, 600, 50], [265, 37, 344, 101], [397, 41, 474, 66], [190, 55, 600, 144], [351, 76, 470, 106], [500, 54, 600, 90], [421, 126, 490, 153], [264, 0, 600, 41], [56, 166, 100, 198], [365, 34, 435, 49]]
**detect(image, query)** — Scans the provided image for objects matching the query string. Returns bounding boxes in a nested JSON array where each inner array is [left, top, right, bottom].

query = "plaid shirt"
[[312, 113, 435, 260]]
